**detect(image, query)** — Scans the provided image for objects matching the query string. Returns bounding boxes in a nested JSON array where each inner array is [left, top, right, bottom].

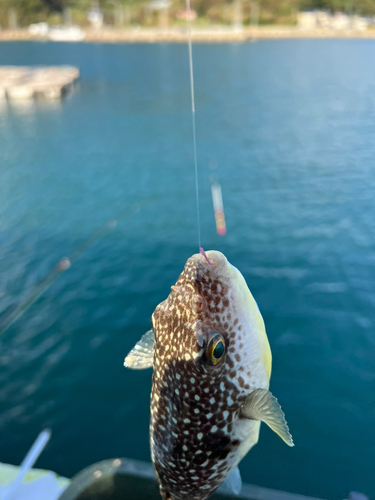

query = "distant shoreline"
[[1, 26, 375, 43]]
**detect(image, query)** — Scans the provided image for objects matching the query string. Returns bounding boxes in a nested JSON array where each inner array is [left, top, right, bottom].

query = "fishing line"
[[185, 0, 201, 250]]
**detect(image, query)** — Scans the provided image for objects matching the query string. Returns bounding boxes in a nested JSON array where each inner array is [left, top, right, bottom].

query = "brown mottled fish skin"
[[150, 251, 271, 500]]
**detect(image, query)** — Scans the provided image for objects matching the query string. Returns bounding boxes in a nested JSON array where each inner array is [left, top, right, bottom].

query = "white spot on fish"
[[197, 433, 203, 440]]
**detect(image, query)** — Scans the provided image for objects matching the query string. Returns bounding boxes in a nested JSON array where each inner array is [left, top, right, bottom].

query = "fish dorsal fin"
[[217, 466, 242, 496], [241, 388, 294, 447], [124, 329, 154, 370]]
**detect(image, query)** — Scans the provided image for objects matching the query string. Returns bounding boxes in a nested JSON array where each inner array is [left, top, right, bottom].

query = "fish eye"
[[192, 294, 205, 313], [206, 332, 226, 365]]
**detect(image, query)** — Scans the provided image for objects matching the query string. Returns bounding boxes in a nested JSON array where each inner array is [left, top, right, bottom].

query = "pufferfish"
[[124, 250, 293, 500]]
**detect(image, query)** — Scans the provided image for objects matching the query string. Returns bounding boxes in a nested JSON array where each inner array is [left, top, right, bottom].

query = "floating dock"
[[0, 66, 79, 100]]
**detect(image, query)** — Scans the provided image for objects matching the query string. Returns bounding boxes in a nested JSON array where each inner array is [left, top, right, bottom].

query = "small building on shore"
[[297, 10, 368, 31]]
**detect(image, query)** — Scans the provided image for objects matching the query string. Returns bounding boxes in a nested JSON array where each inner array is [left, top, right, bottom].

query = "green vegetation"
[[1, 0, 374, 28]]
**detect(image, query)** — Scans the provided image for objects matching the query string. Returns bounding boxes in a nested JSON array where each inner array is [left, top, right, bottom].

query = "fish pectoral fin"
[[124, 329, 154, 370], [240, 388, 294, 447], [217, 467, 242, 496]]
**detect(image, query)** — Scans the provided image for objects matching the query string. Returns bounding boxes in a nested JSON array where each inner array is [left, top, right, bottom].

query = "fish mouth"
[[193, 250, 227, 272]]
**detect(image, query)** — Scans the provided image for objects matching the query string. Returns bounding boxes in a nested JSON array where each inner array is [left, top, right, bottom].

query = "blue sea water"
[[0, 39, 374, 499]]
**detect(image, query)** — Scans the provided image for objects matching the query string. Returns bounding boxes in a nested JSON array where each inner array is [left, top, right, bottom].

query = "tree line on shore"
[[1, 0, 374, 28]]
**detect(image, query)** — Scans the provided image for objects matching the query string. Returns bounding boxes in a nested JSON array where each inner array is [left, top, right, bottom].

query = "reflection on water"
[[2, 98, 62, 115], [0, 40, 374, 500], [7, 99, 37, 113]]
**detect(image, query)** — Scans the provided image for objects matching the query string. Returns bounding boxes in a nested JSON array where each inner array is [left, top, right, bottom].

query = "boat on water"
[[49, 26, 85, 42]]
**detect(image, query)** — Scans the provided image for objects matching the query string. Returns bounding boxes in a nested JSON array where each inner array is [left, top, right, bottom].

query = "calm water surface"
[[0, 40, 374, 499]]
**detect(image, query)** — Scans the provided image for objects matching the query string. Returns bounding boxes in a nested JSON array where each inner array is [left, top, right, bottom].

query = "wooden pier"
[[0, 66, 79, 100]]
